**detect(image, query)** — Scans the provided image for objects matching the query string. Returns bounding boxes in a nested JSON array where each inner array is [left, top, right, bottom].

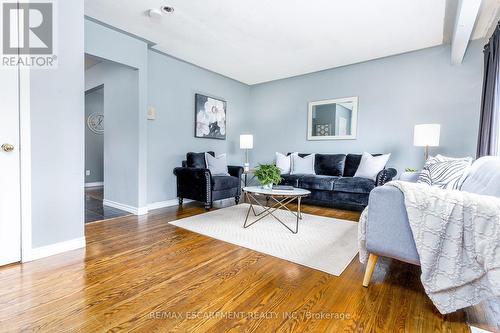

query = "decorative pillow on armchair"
[[417, 155, 473, 190], [205, 153, 230, 176]]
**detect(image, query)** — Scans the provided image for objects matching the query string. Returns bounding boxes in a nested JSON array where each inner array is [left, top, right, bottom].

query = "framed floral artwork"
[[195, 93, 226, 140]]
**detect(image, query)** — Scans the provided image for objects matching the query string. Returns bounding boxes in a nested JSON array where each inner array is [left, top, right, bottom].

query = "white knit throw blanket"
[[358, 181, 500, 314]]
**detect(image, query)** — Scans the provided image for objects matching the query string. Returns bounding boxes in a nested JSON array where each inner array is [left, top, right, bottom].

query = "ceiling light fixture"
[[148, 8, 163, 19]]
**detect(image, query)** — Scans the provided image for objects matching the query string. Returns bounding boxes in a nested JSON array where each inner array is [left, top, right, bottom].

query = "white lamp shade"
[[240, 134, 254, 149], [414, 124, 440, 147]]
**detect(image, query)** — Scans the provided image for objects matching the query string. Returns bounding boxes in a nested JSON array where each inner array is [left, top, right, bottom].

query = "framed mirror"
[[307, 97, 358, 140]]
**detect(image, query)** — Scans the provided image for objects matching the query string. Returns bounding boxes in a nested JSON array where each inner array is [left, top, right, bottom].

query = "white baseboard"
[[137, 206, 148, 215], [29, 237, 86, 261], [85, 181, 104, 188], [147, 198, 193, 211], [103, 199, 148, 216], [147, 197, 234, 211]]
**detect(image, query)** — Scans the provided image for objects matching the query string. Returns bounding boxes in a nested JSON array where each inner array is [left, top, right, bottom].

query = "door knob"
[[1, 143, 14, 152]]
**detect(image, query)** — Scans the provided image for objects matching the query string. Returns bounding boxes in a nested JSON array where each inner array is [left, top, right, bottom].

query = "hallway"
[[85, 187, 130, 223]]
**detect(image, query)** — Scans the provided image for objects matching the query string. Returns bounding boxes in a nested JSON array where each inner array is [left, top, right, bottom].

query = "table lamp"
[[240, 134, 253, 172], [414, 124, 440, 161]]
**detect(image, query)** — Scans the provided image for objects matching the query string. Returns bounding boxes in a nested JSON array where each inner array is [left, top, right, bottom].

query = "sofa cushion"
[[314, 154, 346, 176], [354, 152, 391, 181], [418, 154, 472, 190], [280, 174, 305, 187], [298, 175, 339, 191], [344, 153, 382, 177], [187, 151, 215, 168], [276, 152, 292, 174], [211, 175, 239, 191], [291, 153, 316, 175], [460, 156, 500, 197], [334, 177, 375, 194]]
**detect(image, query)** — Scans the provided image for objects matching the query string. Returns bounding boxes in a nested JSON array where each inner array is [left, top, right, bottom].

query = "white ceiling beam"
[[451, 0, 483, 64]]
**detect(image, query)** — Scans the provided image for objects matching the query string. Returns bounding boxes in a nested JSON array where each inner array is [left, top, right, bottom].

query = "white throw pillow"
[[417, 154, 473, 190], [354, 152, 391, 181], [205, 153, 229, 176], [275, 152, 291, 174], [290, 153, 316, 175]]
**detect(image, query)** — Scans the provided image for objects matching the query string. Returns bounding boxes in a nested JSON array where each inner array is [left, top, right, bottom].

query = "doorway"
[[84, 83, 129, 223]]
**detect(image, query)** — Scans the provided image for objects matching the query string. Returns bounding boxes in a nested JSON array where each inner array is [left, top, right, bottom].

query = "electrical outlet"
[[86, 170, 91, 176]]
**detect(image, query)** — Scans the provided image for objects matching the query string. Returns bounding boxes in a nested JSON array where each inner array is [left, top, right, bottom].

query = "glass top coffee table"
[[242, 186, 311, 234]]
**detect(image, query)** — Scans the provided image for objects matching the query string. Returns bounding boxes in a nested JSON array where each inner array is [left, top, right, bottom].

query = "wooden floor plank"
[[0, 200, 498, 332]]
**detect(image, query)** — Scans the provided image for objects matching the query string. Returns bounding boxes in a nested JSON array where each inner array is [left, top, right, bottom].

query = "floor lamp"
[[414, 124, 440, 161], [240, 134, 253, 172]]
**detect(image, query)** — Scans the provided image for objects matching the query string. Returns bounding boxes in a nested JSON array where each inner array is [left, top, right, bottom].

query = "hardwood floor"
[[85, 187, 131, 223], [0, 200, 498, 332]]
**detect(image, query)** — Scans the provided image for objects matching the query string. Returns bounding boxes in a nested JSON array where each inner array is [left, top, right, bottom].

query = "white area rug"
[[169, 204, 359, 276]]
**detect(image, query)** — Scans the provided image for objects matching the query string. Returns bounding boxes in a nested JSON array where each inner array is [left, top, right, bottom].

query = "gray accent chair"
[[362, 156, 500, 287]]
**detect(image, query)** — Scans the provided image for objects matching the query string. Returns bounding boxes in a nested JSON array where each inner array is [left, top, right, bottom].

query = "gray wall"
[[147, 50, 251, 204], [248, 40, 484, 174], [85, 87, 104, 183], [84, 18, 485, 208], [85, 19, 149, 209], [30, 0, 84, 248], [85, 62, 140, 207]]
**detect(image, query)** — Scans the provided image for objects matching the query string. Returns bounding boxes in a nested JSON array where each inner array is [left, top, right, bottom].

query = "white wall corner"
[[28, 237, 86, 262], [137, 206, 149, 215]]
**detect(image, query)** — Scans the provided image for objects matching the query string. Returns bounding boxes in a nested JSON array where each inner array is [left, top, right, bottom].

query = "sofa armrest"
[[366, 186, 420, 265], [173, 167, 212, 202], [375, 168, 397, 186], [228, 165, 244, 179]]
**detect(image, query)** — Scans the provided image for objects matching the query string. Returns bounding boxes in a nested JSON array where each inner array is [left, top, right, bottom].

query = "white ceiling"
[[85, 0, 499, 85]]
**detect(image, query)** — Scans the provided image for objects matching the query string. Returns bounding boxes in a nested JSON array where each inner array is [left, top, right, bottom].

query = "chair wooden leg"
[[362, 254, 379, 287]]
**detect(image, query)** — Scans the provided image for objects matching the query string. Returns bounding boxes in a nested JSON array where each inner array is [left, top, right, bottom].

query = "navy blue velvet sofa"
[[280, 153, 397, 211]]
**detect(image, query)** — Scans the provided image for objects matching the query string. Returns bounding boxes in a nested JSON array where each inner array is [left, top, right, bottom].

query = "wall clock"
[[87, 113, 104, 134]]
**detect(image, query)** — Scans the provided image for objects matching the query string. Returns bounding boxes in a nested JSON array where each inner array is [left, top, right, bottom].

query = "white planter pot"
[[261, 183, 273, 190]]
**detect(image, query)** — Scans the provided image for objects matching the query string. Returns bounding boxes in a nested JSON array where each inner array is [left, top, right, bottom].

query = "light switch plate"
[[147, 106, 156, 120], [86, 170, 91, 176]]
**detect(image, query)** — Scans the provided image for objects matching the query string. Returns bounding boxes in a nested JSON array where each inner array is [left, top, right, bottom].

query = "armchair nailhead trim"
[[205, 171, 212, 203]]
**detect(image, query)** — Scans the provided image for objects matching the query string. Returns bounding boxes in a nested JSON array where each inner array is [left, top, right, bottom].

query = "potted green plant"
[[254, 164, 282, 190]]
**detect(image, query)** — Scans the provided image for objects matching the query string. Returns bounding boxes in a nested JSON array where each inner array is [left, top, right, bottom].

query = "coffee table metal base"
[[243, 191, 303, 234]]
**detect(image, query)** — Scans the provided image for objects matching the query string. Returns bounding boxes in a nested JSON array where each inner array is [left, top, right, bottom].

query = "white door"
[[0, 8, 21, 265]]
